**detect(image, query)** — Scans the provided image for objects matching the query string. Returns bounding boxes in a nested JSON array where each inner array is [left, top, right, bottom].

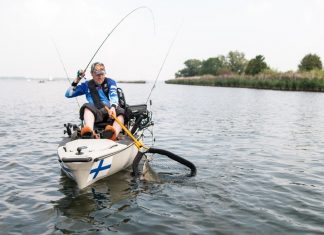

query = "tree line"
[[175, 51, 323, 77]]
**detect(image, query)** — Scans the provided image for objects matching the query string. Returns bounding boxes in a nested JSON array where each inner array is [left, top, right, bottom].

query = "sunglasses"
[[93, 70, 106, 75]]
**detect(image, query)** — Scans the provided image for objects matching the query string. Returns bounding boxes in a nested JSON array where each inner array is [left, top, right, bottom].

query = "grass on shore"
[[165, 70, 324, 92]]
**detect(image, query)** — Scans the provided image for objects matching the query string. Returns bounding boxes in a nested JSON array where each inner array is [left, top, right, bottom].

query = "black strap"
[[88, 79, 109, 109]]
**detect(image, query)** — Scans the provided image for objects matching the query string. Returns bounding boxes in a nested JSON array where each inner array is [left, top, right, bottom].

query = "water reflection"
[[53, 167, 165, 233], [52, 169, 137, 231], [56, 170, 136, 207]]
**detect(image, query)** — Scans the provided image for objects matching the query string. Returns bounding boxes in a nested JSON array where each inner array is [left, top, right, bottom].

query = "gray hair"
[[91, 62, 105, 73]]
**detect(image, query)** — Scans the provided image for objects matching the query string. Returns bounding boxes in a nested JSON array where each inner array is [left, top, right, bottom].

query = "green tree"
[[175, 59, 202, 77], [227, 51, 248, 74], [245, 55, 268, 75], [298, 53, 322, 71], [200, 56, 228, 75]]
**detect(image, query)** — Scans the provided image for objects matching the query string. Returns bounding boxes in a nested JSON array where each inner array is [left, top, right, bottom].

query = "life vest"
[[88, 78, 109, 109]]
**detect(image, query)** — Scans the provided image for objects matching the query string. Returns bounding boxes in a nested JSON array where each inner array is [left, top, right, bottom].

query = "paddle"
[[104, 106, 197, 177], [104, 106, 147, 150]]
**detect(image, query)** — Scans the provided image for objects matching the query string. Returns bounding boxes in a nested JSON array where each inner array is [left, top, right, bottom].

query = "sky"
[[1, 0, 324, 80]]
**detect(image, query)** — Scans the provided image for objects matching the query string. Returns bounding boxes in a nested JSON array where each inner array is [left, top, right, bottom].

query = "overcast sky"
[[1, 0, 324, 80]]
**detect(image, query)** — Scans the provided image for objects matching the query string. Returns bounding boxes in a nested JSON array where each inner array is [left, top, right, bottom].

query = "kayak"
[[57, 103, 152, 189], [58, 137, 139, 189]]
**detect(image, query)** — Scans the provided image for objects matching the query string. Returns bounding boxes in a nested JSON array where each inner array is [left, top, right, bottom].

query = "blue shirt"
[[65, 78, 119, 107]]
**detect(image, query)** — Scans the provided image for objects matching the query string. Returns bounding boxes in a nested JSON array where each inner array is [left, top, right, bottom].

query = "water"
[[1, 79, 324, 234]]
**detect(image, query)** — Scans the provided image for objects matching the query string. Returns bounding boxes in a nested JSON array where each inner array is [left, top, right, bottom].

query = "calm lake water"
[[1, 79, 324, 234]]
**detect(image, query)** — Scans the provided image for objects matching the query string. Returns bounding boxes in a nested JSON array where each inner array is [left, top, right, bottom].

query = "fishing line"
[[51, 39, 71, 83], [83, 6, 156, 74], [145, 23, 182, 104], [51, 38, 81, 108]]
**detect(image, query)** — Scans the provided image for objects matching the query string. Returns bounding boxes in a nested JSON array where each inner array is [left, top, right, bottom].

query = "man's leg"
[[113, 115, 124, 136], [83, 108, 95, 130], [81, 108, 99, 138]]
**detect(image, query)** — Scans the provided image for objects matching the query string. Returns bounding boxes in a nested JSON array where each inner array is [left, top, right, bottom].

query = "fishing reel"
[[126, 104, 154, 134], [139, 110, 153, 129], [64, 123, 79, 137]]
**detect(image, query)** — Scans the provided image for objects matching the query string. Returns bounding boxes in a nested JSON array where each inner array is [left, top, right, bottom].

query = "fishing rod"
[[83, 6, 155, 74], [137, 25, 197, 177], [145, 24, 182, 104], [51, 38, 81, 108]]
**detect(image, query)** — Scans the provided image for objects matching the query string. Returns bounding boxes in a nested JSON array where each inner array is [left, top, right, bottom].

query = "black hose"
[[132, 147, 197, 177], [148, 148, 197, 177], [132, 151, 145, 177]]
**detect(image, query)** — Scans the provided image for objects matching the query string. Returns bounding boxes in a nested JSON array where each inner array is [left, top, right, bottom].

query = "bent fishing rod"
[[83, 6, 155, 74], [136, 24, 197, 177], [145, 24, 182, 104]]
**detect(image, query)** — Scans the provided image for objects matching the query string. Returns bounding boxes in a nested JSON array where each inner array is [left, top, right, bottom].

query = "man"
[[65, 62, 124, 140]]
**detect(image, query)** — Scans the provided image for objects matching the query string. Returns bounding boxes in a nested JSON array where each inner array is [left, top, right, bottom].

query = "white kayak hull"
[[57, 139, 138, 189]]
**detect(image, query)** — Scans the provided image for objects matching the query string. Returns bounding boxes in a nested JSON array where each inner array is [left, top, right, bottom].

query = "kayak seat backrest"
[[117, 87, 126, 110], [125, 104, 148, 119], [126, 104, 150, 134]]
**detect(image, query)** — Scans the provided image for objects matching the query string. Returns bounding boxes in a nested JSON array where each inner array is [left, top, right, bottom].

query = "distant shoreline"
[[0, 77, 66, 81], [0, 77, 147, 84], [165, 73, 324, 92], [117, 80, 146, 84]]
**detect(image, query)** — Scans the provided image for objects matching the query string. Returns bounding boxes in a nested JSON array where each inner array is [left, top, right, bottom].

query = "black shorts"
[[79, 103, 125, 123]]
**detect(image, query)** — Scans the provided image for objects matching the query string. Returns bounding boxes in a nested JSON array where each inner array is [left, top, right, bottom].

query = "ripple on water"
[[1, 81, 324, 234]]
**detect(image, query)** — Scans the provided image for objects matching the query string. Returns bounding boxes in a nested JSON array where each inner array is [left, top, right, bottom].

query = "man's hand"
[[77, 69, 85, 79], [108, 107, 116, 118], [72, 69, 85, 87]]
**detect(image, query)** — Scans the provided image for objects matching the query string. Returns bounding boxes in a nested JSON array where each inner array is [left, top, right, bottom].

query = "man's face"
[[91, 64, 106, 84], [92, 73, 105, 84]]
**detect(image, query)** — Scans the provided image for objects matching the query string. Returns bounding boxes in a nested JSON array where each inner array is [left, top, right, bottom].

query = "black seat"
[[93, 87, 126, 132], [92, 88, 151, 135], [94, 120, 113, 130]]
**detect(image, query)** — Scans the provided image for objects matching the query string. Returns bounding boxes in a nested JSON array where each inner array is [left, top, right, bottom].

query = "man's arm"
[[65, 70, 86, 98], [107, 79, 119, 117], [108, 79, 119, 107]]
